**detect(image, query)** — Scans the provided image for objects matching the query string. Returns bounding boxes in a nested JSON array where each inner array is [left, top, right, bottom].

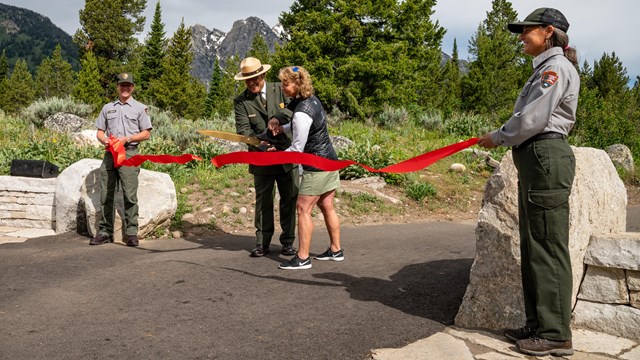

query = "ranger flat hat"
[[234, 57, 271, 81], [508, 8, 569, 34], [116, 72, 135, 85]]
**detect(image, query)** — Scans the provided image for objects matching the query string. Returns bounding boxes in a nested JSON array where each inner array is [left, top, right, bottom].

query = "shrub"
[[405, 180, 437, 202], [375, 105, 409, 129], [414, 109, 444, 131], [338, 142, 405, 185], [443, 112, 494, 138], [571, 89, 640, 158], [21, 97, 93, 127]]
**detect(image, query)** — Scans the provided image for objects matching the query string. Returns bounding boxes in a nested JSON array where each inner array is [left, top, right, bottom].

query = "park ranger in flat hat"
[[233, 57, 299, 258]]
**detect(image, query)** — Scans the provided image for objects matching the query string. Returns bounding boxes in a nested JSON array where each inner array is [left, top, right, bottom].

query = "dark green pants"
[[512, 139, 575, 341], [253, 170, 298, 247], [98, 150, 140, 237]]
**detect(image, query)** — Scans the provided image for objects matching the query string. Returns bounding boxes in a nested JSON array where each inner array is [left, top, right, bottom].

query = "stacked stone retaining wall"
[[0, 176, 56, 229]]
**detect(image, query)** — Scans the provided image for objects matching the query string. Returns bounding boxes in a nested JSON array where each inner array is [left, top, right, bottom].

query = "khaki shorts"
[[299, 170, 340, 196]]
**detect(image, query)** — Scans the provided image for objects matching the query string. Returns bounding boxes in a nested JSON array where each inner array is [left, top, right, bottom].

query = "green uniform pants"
[[253, 170, 298, 247], [512, 139, 575, 341], [98, 149, 140, 237]]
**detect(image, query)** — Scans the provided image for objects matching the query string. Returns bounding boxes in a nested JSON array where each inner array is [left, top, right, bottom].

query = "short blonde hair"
[[278, 66, 314, 98]]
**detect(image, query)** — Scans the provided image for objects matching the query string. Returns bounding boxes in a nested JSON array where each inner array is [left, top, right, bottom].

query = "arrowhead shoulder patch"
[[541, 71, 559, 88]]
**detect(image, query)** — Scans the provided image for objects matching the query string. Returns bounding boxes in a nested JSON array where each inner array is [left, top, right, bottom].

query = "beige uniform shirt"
[[95, 97, 152, 146]]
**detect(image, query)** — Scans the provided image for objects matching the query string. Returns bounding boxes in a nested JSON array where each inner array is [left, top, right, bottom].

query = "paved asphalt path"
[[0, 221, 476, 360]]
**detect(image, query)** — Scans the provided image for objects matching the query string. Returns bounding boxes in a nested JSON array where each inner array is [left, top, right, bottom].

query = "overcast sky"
[[3, 0, 638, 84]]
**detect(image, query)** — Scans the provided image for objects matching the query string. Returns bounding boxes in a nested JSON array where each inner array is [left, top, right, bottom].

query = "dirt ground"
[[175, 174, 639, 239]]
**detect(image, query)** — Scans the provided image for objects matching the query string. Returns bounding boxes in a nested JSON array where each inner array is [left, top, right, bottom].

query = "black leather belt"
[[125, 144, 138, 150], [515, 132, 566, 149]]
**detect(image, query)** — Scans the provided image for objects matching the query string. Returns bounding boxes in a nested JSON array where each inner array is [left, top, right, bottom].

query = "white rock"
[[578, 266, 630, 304], [573, 300, 640, 340], [584, 233, 640, 271]]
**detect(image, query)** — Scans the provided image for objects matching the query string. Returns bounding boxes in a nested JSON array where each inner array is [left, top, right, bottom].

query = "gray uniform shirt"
[[95, 98, 152, 145], [491, 47, 580, 147]]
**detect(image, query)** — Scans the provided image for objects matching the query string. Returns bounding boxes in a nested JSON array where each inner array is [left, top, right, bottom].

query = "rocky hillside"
[[0, 2, 79, 71], [190, 16, 283, 87]]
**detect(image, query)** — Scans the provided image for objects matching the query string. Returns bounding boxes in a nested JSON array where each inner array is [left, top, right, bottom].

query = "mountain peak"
[[190, 17, 283, 86]]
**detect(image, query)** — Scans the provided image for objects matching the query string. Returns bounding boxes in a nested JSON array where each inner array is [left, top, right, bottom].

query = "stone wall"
[[0, 176, 56, 229], [573, 233, 640, 339]]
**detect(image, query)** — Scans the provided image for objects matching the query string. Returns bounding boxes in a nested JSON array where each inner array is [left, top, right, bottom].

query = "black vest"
[[289, 96, 337, 171]]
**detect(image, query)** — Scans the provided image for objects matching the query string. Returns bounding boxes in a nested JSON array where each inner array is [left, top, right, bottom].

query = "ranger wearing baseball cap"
[[92, 72, 152, 247], [116, 72, 135, 85], [507, 7, 569, 33], [478, 7, 579, 358]]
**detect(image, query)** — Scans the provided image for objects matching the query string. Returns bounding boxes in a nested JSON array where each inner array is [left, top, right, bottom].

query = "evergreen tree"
[[224, 54, 242, 100], [461, 0, 525, 116], [273, 0, 445, 118], [35, 44, 76, 99], [73, 0, 146, 99], [0, 50, 8, 80], [0, 50, 8, 109], [73, 50, 105, 113], [4, 60, 35, 113], [439, 38, 462, 114], [203, 58, 231, 117], [151, 19, 204, 119], [139, 1, 167, 94], [591, 52, 629, 98], [248, 34, 273, 81]]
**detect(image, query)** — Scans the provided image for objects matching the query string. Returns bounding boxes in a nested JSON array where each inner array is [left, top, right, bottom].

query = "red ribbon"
[[106, 135, 478, 173], [107, 135, 202, 167], [211, 137, 478, 173]]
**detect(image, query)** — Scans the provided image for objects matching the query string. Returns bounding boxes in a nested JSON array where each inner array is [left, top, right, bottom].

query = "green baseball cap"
[[116, 72, 134, 85], [508, 8, 569, 34]]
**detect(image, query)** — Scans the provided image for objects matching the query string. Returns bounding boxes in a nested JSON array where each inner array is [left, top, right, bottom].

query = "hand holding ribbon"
[[107, 135, 202, 168]]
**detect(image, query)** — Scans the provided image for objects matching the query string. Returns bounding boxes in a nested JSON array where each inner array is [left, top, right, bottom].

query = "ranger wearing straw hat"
[[234, 57, 298, 258]]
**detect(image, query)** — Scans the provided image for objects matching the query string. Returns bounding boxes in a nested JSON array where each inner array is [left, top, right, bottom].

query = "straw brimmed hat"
[[234, 57, 271, 80]]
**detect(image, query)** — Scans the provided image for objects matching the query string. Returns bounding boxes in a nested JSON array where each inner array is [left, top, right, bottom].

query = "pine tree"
[[203, 58, 230, 118], [248, 34, 272, 81], [274, 0, 445, 118], [35, 44, 76, 99], [4, 60, 35, 113], [0, 50, 8, 80], [139, 1, 167, 94], [591, 52, 629, 98], [439, 38, 462, 114], [73, 50, 105, 113], [461, 0, 525, 116], [73, 0, 146, 99], [0, 50, 8, 109], [224, 54, 242, 101], [151, 19, 204, 119]]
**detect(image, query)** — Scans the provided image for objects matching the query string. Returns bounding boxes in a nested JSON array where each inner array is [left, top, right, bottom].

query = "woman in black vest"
[[268, 66, 344, 270]]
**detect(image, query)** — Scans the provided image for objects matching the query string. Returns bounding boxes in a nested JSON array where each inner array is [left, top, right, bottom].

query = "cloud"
[[6, 0, 639, 82]]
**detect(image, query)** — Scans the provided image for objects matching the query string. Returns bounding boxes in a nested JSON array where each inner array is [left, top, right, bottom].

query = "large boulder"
[[56, 159, 177, 240], [606, 144, 634, 173], [44, 112, 86, 133], [55, 159, 102, 234], [455, 147, 627, 330]]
